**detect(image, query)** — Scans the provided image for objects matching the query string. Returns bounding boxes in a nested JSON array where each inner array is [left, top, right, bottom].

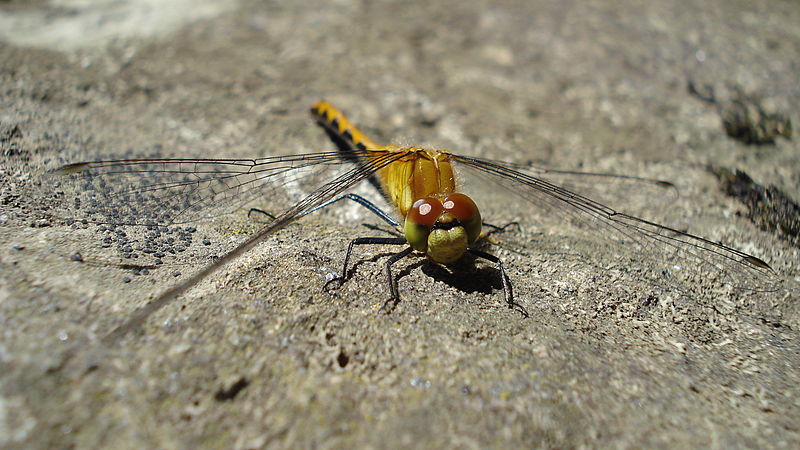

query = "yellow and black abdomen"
[[310, 101, 380, 153]]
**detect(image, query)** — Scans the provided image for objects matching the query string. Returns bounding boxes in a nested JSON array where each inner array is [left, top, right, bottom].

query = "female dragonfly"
[[52, 101, 779, 342]]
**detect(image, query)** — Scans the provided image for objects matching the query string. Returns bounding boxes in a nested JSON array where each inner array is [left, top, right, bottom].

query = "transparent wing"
[[45, 152, 372, 227], [452, 154, 781, 293], [38, 149, 408, 275], [45, 150, 409, 344], [485, 158, 679, 206]]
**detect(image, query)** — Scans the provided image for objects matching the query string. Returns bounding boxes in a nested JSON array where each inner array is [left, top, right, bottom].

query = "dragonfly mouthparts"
[[432, 219, 463, 231]]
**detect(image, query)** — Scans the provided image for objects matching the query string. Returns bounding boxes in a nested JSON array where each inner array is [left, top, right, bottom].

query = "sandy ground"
[[1, 0, 799, 448]]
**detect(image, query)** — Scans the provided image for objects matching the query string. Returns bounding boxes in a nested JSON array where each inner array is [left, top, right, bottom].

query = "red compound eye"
[[408, 197, 443, 227], [442, 193, 479, 222]]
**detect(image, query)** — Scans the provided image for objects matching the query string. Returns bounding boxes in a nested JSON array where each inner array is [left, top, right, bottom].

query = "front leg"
[[382, 246, 415, 311], [468, 248, 528, 317], [324, 237, 408, 291]]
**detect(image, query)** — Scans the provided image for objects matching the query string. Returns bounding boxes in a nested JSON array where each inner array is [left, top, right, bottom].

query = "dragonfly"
[[49, 101, 779, 344]]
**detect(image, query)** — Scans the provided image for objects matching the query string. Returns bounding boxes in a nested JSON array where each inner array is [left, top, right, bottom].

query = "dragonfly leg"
[[383, 246, 415, 312], [468, 249, 529, 317], [247, 208, 276, 222], [482, 221, 520, 231], [482, 221, 521, 237], [251, 194, 398, 228], [324, 237, 408, 291], [309, 193, 400, 227]]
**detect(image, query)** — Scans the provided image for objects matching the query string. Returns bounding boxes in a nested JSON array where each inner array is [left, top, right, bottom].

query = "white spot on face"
[[443, 200, 454, 209], [419, 203, 432, 216]]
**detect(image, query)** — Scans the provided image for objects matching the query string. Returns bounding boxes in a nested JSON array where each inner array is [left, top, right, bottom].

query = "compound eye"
[[442, 193, 479, 222], [408, 197, 444, 227]]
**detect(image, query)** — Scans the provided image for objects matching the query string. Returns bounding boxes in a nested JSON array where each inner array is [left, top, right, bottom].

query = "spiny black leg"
[[253, 194, 399, 227], [383, 246, 414, 311], [482, 221, 520, 233], [309, 193, 400, 227], [468, 249, 529, 318], [248, 208, 276, 222], [324, 237, 407, 292], [482, 221, 523, 241]]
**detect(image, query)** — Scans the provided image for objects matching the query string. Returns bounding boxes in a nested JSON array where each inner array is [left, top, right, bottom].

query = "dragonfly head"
[[404, 193, 482, 264]]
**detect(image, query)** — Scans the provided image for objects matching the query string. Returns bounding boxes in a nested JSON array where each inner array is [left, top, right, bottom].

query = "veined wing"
[[452, 154, 780, 293], [46, 150, 399, 227], [472, 157, 679, 205], [48, 149, 409, 344]]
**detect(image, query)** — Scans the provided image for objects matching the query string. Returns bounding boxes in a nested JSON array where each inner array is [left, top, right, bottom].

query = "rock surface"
[[1, 0, 798, 447]]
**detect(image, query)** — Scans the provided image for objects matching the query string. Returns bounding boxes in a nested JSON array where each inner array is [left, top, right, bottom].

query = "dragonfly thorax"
[[403, 193, 482, 264]]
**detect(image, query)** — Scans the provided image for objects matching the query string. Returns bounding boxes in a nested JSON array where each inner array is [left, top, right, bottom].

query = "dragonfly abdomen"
[[310, 101, 380, 152]]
